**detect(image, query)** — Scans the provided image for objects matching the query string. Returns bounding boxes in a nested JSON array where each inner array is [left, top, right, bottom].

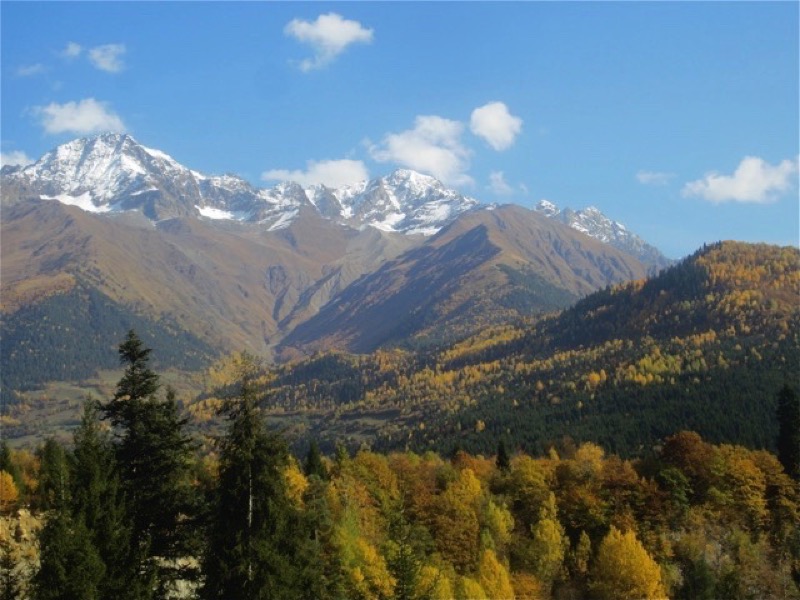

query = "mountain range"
[[2, 133, 669, 395]]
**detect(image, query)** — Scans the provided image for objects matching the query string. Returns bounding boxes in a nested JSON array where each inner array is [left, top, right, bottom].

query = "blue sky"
[[2, 2, 798, 258]]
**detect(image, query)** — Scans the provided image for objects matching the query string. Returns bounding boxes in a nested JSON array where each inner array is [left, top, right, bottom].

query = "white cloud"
[[470, 101, 523, 151], [33, 98, 126, 135], [88, 44, 126, 73], [1, 151, 34, 168], [636, 170, 674, 185], [488, 171, 514, 195], [262, 159, 368, 188], [17, 63, 45, 77], [682, 155, 799, 204], [285, 13, 373, 72], [369, 115, 473, 186], [60, 42, 82, 58]]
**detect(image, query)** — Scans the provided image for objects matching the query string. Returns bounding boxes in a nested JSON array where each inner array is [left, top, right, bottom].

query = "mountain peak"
[[3, 136, 482, 236], [533, 202, 672, 271], [534, 199, 560, 217]]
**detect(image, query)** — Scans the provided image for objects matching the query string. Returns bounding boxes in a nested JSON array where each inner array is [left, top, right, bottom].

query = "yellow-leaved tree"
[[590, 526, 667, 600], [477, 548, 514, 600], [0, 470, 19, 512]]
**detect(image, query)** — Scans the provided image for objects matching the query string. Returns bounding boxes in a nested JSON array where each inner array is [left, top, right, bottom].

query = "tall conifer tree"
[[101, 330, 198, 597], [202, 354, 305, 599]]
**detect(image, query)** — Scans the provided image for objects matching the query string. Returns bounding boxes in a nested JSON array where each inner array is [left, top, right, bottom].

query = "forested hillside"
[[1, 336, 798, 599], [194, 241, 800, 457]]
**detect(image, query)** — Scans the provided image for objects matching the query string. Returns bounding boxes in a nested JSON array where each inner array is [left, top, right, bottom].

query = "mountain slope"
[[248, 242, 799, 456], [0, 200, 418, 373], [279, 205, 649, 356]]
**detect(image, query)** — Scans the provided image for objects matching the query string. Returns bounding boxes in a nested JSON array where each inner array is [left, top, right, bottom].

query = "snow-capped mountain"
[[534, 200, 672, 271], [2, 133, 479, 235]]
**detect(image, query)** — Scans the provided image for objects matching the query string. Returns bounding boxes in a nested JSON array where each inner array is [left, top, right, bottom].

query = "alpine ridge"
[[534, 199, 672, 271], [1, 133, 480, 235]]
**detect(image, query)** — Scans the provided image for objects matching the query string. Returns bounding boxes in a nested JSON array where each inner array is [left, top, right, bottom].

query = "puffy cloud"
[[262, 159, 368, 188], [285, 13, 373, 72], [0, 151, 34, 168], [33, 98, 126, 135], [636, 170, 674, 185], [488, 171, 514, 195], [17, 63, 45, 77], [470, 101, 523, 151], [60, 42, 82, 58], [682, 155, 799, 204], [369, 115, 472, 186], [88, 43, 126, 73]]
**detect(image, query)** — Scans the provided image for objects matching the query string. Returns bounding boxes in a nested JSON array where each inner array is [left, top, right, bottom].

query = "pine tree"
[[100, 330, 198, 597], [202, 354, 305, 599], [776, 384, 800, 480]]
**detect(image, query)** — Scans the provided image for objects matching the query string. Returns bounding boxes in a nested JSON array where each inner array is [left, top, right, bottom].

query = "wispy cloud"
[[0, 151, 34, 168], [285, 13, 373, 72], [263, 159, 368, 188], [488, 171, 514, 195], [88, 44, 126, 73], [682, 156, 798, 204], [470, 101, 523, 151], [636, 170, 675, 186], [60, 42, 82, 59], [369, 115, 473, 187], [33, 98, 126, 135], [17, 63, 46, 77]]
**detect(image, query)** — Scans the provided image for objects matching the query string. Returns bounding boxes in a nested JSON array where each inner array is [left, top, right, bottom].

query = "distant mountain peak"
[[534, 199, 671, 271], [534, 199, 560, 217]]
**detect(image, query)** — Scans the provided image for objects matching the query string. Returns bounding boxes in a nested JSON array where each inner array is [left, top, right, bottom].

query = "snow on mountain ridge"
[[533, 198, 671, 271], [5, 133, 478, 235]]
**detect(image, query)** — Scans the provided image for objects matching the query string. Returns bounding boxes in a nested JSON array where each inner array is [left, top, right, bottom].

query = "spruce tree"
[[777, 384, 800, 480], [202, 354, 305, 599], [100, 330, 198, 596]]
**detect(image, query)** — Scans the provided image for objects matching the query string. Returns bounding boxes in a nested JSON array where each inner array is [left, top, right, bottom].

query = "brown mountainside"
[[1, 199, 417, 356], [279, 205, 648, 356]]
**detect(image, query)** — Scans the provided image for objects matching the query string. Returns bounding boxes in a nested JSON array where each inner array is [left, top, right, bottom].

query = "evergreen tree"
[[100, 330, 198, 597], [33, 511, 105, 600], [496, 440, 511, 473], [777, 384, 800, 481], [36, 438, 70, 511], [72, 400, 151, 600], [202, 354, 305, 599], [304, 440, 328, 480]]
